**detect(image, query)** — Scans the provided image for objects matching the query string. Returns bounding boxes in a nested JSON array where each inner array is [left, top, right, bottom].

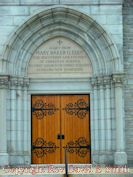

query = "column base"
[[9, 155, 31, 165], [0, 152, 9, 166], [114, 152, 127, 166]]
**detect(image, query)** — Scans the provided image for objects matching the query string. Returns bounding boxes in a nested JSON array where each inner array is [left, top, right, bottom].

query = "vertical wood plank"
[[61, 95, 90, 164], [31, 95, 60, 164]]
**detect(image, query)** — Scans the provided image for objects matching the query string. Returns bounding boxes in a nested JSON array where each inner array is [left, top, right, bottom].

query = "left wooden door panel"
[[31, 95, 61, 164]]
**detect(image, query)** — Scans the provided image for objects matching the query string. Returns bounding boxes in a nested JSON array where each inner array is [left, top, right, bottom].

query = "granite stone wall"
[[0, 0, 123, 62], [1, 0, 131, 166], [123, 0, 133, 167]]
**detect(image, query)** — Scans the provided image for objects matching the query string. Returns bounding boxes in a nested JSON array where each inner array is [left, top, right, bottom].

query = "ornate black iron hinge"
[[32, 99, 59, 119], [65, 144, 90, 150], [63, 137, 90, 158], [32, 145, 59, 150], [32, 137, 59, 158], [63, 99, 89, 119]]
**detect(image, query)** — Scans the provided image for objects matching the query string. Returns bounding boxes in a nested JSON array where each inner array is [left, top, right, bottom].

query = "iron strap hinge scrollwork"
[[32, 137, 59, 158], [32, 108, 58, 112], [32, 145, 59, 150], [32, 99, 59, 119], [64, 144, 90, 150], [63, 137, 90, 158], [63, 99, 89, 119]]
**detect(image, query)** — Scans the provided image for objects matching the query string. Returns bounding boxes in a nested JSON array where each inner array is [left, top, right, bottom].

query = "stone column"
[[113, 73, 127, 166], [104, 76, 112, 152], [10, 76, 30, 164], [90, 77, 99, 163], [27, 93, 31, 162], [10, 77, 17, 155], [90, 81, 94, 162], [98, 76, 105, 163], [23, 77, 30, 164], [16, 77, 24, 155], [0, 75, 9, 165]]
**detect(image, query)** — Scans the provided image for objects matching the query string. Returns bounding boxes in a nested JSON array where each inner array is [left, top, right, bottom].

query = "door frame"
[[31, 93, 91, 164]]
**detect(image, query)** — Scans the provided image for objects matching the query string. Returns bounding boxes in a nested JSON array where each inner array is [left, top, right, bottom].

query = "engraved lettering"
[[28, 37, 93, 77]]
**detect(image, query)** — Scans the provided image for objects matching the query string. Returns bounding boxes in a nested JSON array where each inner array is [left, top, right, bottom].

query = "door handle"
[[57, 134, 65, 139], [57, 134, 61, 139]]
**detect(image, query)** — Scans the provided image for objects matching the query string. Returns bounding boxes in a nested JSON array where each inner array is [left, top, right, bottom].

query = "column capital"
[[23, 77, 30, 88], [10, 76, 18, 87], [0, 75, 10, 89], [90, 75, 111, 87], [112, 73, 125, 86], [16, 77, 24, 87], [103, 75, 111, 86], [89, 77, 97, 87], [10, 76, 30, 88]]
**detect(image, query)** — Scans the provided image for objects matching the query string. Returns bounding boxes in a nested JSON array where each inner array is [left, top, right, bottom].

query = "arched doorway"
[[0, 6, 127, 166]]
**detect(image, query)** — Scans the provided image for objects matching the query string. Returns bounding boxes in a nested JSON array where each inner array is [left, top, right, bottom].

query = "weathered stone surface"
[[114, 152, 127, 166], [0, 26, 16, 35], [70, 6, 91, 16], [60, 0, 123, 4], [0, 0, 129, 167], [91, 15, 106, 25], [123, 0, 133, 166], [0, 0, 19, 5], [28, 37, 93, 78], [29, 6, 48, 15], [106, 15, 122, 25], [102, 25, 123, 35], [0, 36, 8, 45], [90, 5, 122, 15], [20, 0, 59, 5], [0, 16, 13, 26], [13, 16, 28, 26], [0, 6, 29, 15]]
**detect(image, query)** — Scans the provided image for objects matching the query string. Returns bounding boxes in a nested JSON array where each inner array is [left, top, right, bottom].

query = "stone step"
[[0, 165, 133, 177], [0, 174, 133, 177]]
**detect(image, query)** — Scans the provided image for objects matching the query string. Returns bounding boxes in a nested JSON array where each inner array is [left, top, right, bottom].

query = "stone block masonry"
[[123, 0, 133, 167], [0, 0, 129, 167]]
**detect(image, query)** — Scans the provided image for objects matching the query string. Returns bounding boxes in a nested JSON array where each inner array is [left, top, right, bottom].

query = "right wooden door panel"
[[61, 95, 90, 164]]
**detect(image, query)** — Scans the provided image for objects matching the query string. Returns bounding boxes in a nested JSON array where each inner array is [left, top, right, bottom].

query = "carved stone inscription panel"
[[28, 37, 93, 78]]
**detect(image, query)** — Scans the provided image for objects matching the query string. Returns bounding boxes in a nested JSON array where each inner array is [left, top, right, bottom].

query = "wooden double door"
[[31, 95, 90, 164]]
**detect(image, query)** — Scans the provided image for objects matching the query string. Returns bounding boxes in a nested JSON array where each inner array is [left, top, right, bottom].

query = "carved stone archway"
[[0, 6, 127, 166]]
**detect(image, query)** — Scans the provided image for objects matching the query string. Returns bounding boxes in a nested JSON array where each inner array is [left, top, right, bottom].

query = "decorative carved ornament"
[[0, 75, 9, 88]]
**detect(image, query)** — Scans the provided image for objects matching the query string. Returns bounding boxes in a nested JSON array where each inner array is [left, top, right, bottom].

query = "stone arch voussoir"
[[1, 5, 123, 76]]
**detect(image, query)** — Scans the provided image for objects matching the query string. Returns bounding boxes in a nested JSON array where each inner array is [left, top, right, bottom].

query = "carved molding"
[[23, 77, 30, 87], [90, 75, 111, 88], [112, 73, 125, 87], [90, 74, 125, 88], [0, 75, 9, 89], [1, 6, 121, 77], [10, 76, 30, 88]]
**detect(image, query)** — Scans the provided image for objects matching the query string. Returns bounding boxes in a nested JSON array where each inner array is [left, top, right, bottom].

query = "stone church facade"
[[0, 0, 133, 166]]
